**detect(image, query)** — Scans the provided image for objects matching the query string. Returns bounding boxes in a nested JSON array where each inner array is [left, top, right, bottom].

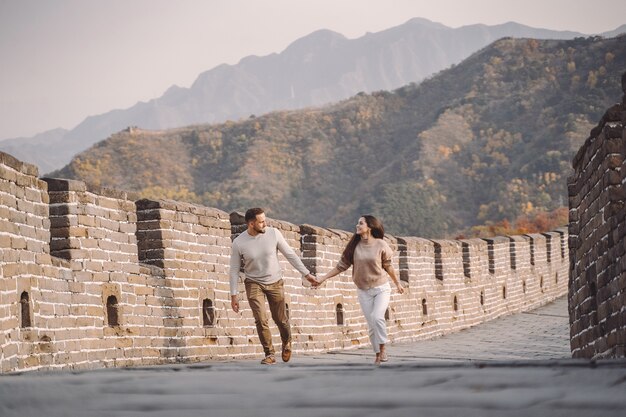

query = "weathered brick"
[[0, 143, 577, 374]]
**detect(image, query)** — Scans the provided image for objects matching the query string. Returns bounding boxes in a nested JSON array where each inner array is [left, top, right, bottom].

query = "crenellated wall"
[[0, 151, 568, 373], [567, 72, 626, 359]]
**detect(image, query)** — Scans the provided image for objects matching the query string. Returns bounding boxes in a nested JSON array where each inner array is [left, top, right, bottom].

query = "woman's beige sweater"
[[336, 237, 393, 290]]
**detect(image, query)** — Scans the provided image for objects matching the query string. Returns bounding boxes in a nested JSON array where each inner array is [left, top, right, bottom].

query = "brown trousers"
[[244, 279, 291, 356]]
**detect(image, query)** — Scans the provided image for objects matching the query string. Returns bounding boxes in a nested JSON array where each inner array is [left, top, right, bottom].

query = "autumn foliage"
[[460, 207, 569, 238], [53, 36, 626, 238]]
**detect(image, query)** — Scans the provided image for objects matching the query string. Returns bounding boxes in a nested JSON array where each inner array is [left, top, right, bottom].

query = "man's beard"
[[256, 227, 266, 234]]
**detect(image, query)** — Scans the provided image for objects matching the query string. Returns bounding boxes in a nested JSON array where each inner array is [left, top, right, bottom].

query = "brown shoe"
[[281, 341, 292, 362], [260, 355, 276, 365]]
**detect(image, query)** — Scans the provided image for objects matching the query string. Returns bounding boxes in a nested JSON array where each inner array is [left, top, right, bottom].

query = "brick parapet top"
[[396, 236, 434, 248], [300, 225, 398, 247], [325, 228, 352, 240], [0, 151, 39, 177], [138, 199, 229, 220], [44, 177, 138, 203], [524, 233, 547, 241], [88, 186, 135, 201], [430, 239, 462, 248], [267, 218, 300, 232], [458, 238, 488, 246], [229, 211, 245, 225], [482, 236, 511, 244], [509, 235, 530, 243], [575, 122, 625, 173], [300, 223, 334, 237], [229, 211, 300, 232], [43, 178, 88, 192]]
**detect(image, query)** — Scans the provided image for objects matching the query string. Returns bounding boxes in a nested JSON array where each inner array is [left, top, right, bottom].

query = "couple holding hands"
[[229, 208, 404, 365]]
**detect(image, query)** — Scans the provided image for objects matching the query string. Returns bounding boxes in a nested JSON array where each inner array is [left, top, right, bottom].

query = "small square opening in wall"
[[102, 284, 122, 329], [336, 303, 344, 326], [106, 295, 119, 327], [202, 299, 215, 327], [20, 291, 31, 328]]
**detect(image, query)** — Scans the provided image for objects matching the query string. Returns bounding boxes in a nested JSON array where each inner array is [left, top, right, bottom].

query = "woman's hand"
[[395, 282, 405, 294], [310, 276, 323, 288]]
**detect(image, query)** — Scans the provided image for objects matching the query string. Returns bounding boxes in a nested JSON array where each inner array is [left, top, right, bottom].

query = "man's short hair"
[[245, 208, 265, 223]]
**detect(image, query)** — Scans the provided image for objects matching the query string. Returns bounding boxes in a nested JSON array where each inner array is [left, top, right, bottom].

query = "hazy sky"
[[1, 0, 625, 140]]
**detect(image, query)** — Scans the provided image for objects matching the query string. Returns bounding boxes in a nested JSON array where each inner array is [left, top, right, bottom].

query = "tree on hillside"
[[365, 181, 450, 238]]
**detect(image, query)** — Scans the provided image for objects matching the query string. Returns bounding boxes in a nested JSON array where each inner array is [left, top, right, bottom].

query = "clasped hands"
[[304, 273, 322, 288], [304, 274, 405, 294]]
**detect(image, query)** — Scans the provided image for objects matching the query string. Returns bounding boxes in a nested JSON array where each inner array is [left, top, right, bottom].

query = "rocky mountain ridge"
[[3, 18, 611, 173], [53, 35, 626, 237]]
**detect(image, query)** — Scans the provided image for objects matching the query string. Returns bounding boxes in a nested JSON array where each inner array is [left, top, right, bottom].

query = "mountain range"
[[5, 18, 624, 173], [52, 34, 626, 237]]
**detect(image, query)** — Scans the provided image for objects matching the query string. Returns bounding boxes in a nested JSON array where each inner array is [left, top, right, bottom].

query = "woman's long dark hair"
[[340, 215, 385, 266]]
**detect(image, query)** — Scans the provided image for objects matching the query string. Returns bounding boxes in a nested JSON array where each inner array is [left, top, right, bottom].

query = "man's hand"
[[231, 295, 240, 313], [304, 274, 319, 288]]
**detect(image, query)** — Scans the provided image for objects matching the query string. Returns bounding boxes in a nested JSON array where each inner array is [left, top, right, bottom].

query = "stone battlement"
[[567, 72, 626, 359], [0, 151, 567, 373]]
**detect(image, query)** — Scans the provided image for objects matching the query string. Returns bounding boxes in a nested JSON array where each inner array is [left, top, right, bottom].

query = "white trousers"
[[357, 282, 391, 353]]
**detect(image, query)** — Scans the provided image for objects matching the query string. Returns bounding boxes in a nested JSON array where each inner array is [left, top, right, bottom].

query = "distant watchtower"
[[124, 126, 139, 135]]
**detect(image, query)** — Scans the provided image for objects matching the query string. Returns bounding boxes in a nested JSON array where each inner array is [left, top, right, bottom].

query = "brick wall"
[[0, 153, 55, 372], [0, 151, 568, 373], [567, 72, 626, 359]]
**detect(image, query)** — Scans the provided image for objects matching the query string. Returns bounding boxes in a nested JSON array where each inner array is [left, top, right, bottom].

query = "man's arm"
[[274, 228, 313, 279], [229, 242, 242, 312]]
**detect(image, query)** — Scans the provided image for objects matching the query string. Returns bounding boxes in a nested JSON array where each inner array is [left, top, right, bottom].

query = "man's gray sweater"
[[229, 227, 310, 295]]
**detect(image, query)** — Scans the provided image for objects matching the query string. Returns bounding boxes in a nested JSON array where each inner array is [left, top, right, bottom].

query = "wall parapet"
[[0, 150, 568, 373], [567, 71, 626, 359]]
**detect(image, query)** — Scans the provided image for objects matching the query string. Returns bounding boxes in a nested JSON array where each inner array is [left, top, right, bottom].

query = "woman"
[[312, 215, 404, 364]]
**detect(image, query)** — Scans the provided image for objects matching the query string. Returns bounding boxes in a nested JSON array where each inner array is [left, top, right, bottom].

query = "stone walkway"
[[1, 296, 625, 417], [318, 296, 572, 364]]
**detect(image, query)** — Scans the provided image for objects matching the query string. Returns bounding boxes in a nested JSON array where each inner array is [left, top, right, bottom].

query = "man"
[[230, 208, 317, 364]]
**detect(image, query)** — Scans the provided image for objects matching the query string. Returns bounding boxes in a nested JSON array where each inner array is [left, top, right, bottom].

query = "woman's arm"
[[384, 264, 404, 294], [312, 266, 344, 287]]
